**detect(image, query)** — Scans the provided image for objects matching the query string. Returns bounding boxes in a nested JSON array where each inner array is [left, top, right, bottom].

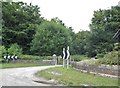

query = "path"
[[0, 65, 60, 87]]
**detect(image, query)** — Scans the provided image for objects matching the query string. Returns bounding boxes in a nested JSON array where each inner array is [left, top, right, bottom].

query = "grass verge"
[[36, 67, 118, 86], [0, 63, 50, 68]]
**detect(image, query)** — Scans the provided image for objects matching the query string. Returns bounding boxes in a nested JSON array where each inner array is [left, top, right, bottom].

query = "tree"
[[30, 20, 72, 56], [71, 31, 91, 55], [89, 6, 120, 55], [2, 2, 43, 54]]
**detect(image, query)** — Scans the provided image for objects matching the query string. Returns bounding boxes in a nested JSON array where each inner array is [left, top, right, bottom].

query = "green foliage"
[[0, 46, 7, 63], [0, 58, 5, 63], [114, 43, 120, 51], [96, 51, 119, 65], [87, 50, 97, 57], [0, 45, 7, 57], [97, 53, 104, 58], [31, 20, 72, 56], [2, 2, 43, 54], [71, 55, 88, 61], [71, 31, 91, 55], [8, 43, 22, 56], [88, 6, 120, 56], [2, 2, 120, 58], [20, 55, 52, 60]]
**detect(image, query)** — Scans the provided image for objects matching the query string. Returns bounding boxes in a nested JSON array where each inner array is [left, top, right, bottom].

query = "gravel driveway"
[[0, 65, 60, 87]]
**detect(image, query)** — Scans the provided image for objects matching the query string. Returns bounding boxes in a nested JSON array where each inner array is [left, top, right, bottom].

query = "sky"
[[19, 0, 119, 33]]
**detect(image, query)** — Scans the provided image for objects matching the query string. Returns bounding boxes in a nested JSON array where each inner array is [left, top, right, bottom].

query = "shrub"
[[97, 54, 104, 58], [96, 51, 119, 65], [0, 45, 7, 57], [71, 55, 89, 61], [8, 43, 22, 56], [87, 50, 97, 57], [0, 58, 5, 63]]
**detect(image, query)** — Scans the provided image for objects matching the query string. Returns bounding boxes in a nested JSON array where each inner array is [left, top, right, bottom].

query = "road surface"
[[0, 65, 60, 86]]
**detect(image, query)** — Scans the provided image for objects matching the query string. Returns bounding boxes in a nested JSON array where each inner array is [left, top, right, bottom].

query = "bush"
[[0, 58, 5, 63], [8, 43, 22, 56], [20, 55, 53, 60], [87, 50, 97, 57], [96, 51, 119, 65], [71, 55, 89, 61], [97, 54, 104, 58], [0, 45, 7, 57]]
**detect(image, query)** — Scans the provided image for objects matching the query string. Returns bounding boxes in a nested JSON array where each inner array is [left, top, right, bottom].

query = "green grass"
[[0, 63, 50, 68], [36, 67, 118, 86]]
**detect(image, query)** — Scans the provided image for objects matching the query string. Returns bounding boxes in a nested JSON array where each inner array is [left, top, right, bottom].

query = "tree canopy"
[[2, 2, 43, 54], [2, 2, 120, 57], [30, 20, 72, 56], [89, 6, 120, 55]]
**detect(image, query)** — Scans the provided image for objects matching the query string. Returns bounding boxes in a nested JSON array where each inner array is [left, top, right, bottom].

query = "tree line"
[[1, 2, 120, 57]]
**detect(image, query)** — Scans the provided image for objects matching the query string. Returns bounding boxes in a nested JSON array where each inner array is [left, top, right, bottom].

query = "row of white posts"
[[52, 46, 70, 69], [63, 46, 70, 69]]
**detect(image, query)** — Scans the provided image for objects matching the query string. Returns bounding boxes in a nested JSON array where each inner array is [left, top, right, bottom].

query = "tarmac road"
[[0, 65, 60, 87]]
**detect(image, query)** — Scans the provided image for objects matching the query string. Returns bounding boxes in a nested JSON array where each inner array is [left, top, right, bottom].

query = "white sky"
[[19, 0, 119, 33]]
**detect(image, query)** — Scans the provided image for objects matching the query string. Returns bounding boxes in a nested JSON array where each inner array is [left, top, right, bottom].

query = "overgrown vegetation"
[[96, 51, 119, 65], [36, 67, 118, 86], [8, 43, 22, 56], [1, 2, 119, 65], [71, 55, 89, 61]]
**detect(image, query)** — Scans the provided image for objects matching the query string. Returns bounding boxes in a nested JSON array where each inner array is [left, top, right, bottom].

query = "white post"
[[62, 48, 65, 67], [66, 46, 70, 69]]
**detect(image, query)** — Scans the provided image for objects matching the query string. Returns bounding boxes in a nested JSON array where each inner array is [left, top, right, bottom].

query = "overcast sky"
[[20, 0, 119, 33]]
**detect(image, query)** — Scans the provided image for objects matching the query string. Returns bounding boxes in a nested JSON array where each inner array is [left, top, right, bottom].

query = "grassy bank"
[[36, 67, 118, 86], [0, 63, 50, 69]]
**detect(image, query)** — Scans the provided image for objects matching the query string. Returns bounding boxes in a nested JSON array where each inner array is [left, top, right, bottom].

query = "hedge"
[[19, 55, 53, 60], [71, 55, 89, 61]]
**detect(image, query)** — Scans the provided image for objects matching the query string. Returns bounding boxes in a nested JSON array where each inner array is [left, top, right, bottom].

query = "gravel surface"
[[0, 65, 61, 87]]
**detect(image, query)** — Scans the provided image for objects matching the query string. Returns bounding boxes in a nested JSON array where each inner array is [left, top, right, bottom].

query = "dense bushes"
[[96, 51, 119, 65], [71, 55, 89, 61], [0, 45, 7, 57], [1, 43, 22, 59], [0, 43, 22, 63], [8, 43, 22, 56], [0, 58, 5, 63]]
